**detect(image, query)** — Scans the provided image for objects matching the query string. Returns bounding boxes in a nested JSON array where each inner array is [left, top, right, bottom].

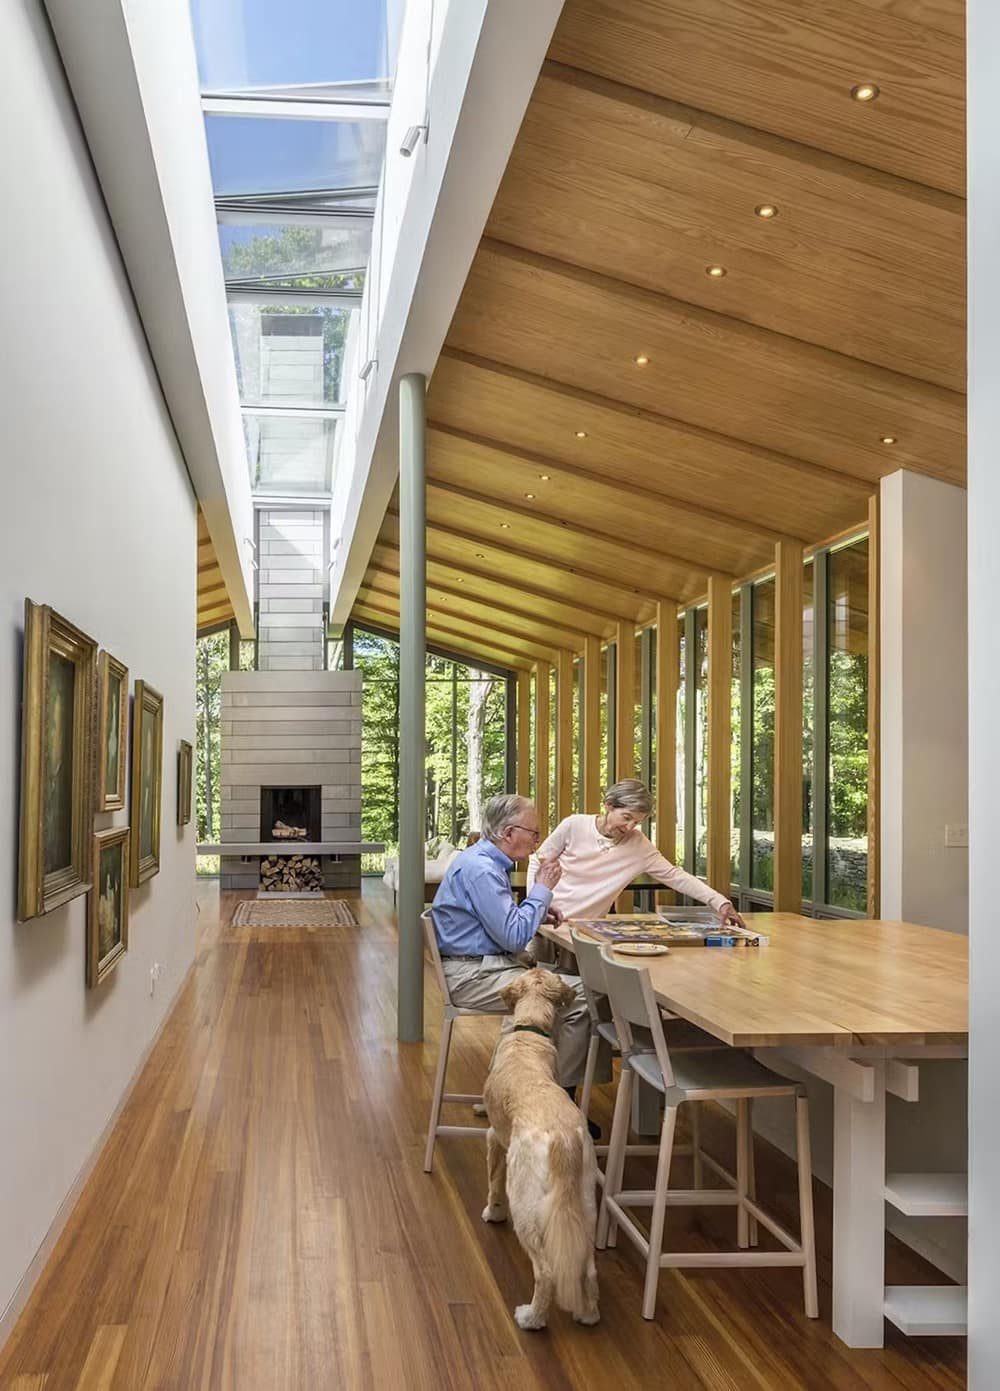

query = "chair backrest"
[[570, 929, 611, 1025], [599, 946, 675, 1087], [422, 910, 451, 1004]]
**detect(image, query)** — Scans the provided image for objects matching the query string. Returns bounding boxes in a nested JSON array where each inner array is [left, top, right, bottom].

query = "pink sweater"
[[526, 814, 730, 921]]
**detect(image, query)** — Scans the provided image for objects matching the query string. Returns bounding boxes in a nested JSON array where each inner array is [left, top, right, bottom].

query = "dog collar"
[[512, 1024, 552, 1040]]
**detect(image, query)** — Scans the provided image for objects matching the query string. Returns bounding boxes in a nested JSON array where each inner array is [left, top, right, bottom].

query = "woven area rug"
[[231, 899, 358, 928]]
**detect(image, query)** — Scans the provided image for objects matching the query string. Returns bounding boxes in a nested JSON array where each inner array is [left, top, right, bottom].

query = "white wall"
[[880, 469, 968, 935], [0, 0, 197, 1330], [967, 0, 1000, 1375]]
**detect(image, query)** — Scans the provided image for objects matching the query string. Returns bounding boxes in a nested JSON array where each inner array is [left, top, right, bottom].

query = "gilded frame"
[[177, 739, 193, 826], [18, 600, 97, 921], [129, 680, 164, 886], [88, 826, 130, 986], [96, 651, 129, 812]]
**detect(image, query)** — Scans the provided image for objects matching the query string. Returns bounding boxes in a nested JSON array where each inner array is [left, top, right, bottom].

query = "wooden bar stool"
[[597, 946, 819, 1321], [422, 910, 490, 1173]]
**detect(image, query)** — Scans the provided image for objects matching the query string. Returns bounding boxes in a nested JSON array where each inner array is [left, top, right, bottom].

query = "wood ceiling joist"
[[355, 584, 561, 666], [197, 505, 234, 632], [362, 564, 590, 652], [371, 540, 613, 639], [446, 241, 965, 486], [549, 0, 965, 196], [486, 64, 965, 390], [429, 351, 872, 541], [352, 601, 536, 671]]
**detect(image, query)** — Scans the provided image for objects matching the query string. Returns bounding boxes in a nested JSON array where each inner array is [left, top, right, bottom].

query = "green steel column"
[[398, 373, 427, 1042]]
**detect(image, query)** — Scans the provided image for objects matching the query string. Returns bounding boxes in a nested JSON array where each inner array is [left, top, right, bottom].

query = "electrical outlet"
[[149, 962, 161, 995], [944, 824, 969, 848]]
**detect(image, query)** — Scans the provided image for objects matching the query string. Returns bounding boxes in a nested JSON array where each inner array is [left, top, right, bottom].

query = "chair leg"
[[736, 1098, 750, 1248], [795, 1094, 819, 1319], [690, 1103, 703, 1189], [578, 1031, 600, 1127], [642, 1105, 678, 1320], [597, 1066, 633, 1250], [746, 1097, 758, 1246], [423, 1016, 453, 1174]]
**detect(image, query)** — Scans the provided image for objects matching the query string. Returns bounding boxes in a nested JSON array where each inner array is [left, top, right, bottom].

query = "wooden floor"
[[0, 883, 966, 1390]]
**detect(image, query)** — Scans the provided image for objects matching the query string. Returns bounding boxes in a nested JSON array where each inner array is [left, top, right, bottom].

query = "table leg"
[[832, 1062, 886, 1347]]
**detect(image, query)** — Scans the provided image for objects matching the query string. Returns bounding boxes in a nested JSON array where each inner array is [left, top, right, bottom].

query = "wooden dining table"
[[539, 911, 968, 1349]]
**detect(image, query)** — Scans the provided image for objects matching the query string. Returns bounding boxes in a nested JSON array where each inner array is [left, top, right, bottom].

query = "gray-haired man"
[[431, 793, 610, 1116]]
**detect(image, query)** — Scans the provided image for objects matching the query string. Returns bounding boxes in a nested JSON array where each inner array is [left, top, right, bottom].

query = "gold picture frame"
[[177, 739, 193, 826], [18, 600, 98, 921], [88, 827, 130, 986], [130, 680, 164, 886], [96, 651, 128, 811]]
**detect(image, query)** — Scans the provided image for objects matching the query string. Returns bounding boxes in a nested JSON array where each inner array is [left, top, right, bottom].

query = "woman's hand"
[[536, 856, 563, 891], [719, 901, 746, 929]]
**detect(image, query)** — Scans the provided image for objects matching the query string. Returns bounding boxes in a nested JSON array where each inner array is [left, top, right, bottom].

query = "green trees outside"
[[195, 631, 254, 872]]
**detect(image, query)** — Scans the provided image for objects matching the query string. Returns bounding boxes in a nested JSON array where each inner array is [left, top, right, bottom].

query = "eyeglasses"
[[508, 825, 541, 840]]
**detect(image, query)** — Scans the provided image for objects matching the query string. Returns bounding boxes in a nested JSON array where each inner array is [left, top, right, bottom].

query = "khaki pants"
[[442, 954, 612, 1090]]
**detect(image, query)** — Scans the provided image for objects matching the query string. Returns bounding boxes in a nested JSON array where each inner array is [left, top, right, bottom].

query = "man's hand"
[[719, 901, 746, 929], [544, 905, 565, 926], [535, 856, 563, 890]]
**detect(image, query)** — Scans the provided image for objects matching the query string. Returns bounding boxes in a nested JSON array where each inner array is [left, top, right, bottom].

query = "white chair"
[[422, 910, 491, 1173], [597, 946, 818, 1322], [570, 929, 721, 1191]]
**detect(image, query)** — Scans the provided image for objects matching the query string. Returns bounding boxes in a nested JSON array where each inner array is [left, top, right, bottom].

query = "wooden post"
[[615, 619, 635, 781], [706, 577, 733, 894], [516, 669, 531, 796], [582, 635, 602, 813], [556, 649, 574, 824], [655, 601, 679, 867], [535, 661, 551, 837], [866, 494, 880, 919], [774, 541, 804, 912]]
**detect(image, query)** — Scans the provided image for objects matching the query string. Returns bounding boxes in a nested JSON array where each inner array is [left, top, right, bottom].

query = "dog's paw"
[[481, 1203, 508, 1223], [472, 1102, 488, 1116], [573, 1307, 601, 1326], [514, 1304, 547, 1331]]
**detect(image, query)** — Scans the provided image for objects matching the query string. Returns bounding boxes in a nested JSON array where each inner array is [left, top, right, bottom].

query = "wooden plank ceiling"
[[197, 506, 235, 633], [353, 0, 965, 668]]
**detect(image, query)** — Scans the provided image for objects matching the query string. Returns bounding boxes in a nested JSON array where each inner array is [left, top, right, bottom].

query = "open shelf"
[[884, 1285, 967, 1337], [883, 1172, 968, 1217]]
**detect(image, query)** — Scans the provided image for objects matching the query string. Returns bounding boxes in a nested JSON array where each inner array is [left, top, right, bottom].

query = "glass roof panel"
[[189, 0, 401, 91], [243, 412, 338, 494], [220, 223, 371, 280], [205, 116, 386, 197], [228, 303, 356, 408]]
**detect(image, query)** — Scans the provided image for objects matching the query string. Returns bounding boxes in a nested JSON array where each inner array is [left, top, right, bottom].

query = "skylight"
[[188, 0, 403, 496]]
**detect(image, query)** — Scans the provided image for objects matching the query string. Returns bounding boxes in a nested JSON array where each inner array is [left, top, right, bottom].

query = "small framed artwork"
[[97, 651, 128, 811], [177, 739, 193, 826], [88, 827, 130, 986], [129, 680, 164, 886], [18, 600, 98, 921]]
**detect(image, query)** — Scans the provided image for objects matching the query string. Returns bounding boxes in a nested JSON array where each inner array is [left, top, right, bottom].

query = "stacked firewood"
[[259, 855, 323, 892]]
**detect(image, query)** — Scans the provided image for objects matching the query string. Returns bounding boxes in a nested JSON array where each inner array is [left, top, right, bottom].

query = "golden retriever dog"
[[481, 968, 600, 1330]]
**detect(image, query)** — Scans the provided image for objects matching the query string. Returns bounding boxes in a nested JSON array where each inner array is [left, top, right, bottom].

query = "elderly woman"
[[527, 778, 745, 925]]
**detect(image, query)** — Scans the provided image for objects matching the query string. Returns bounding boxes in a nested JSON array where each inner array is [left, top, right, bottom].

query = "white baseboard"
[[0, 959, 196, 1349]]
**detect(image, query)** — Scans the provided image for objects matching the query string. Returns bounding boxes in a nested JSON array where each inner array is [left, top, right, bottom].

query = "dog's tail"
[[541, 1128, 595, 1313]]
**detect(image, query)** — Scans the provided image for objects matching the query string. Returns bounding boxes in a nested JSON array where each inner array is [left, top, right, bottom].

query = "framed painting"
[[18, 600, 98, 921], [177, 739, 193, 826], [88, 827, 130, 986], [129, 680, 164, 886], [97, 651, 128, 811]]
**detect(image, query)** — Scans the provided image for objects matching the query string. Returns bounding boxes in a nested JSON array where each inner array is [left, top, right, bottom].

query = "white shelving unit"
[[884, 1285, 968, 1337], [884, 1172, 968, 1218]]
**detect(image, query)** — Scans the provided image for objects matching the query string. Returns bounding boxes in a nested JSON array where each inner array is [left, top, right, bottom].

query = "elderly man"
[[431, 792, 609, 1117]]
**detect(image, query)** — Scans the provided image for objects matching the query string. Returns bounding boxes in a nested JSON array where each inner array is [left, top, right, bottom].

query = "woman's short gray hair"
[[482, 792, 534, 843], [604, 779, 652, 815]]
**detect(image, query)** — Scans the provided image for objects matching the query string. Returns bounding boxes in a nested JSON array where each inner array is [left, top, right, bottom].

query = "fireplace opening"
[[260, 786, 322, 843]]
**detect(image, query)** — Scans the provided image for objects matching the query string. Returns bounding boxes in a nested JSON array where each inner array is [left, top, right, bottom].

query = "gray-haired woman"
[[527, 779, 744, 925]]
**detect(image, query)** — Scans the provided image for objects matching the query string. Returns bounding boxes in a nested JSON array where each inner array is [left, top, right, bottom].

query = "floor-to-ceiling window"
[[750, 578, 776, 893], [825, 537, 870, 912]]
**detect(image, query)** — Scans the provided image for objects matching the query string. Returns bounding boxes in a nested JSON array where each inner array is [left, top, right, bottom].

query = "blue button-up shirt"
[[431, 838, 552, 957]]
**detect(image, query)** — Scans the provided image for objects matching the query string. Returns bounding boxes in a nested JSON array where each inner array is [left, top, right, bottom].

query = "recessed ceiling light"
[[456, 577, 464, 583], [851, 82, 880, 102], [706, 265, 727, 278], [500, 522, 510, 529], [755, 204, 778, 219], [475, 552, 485, 559], [525, 493, 535, 500], [575, 430, 588, 438], [634, 354, 649, 366], [880, 435, 897, 445], [539, 474, 550, 481]]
